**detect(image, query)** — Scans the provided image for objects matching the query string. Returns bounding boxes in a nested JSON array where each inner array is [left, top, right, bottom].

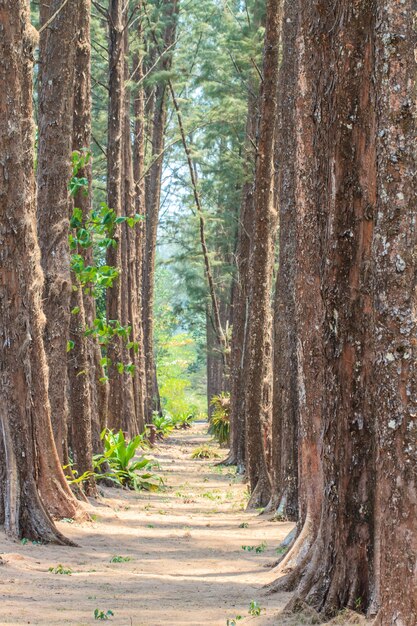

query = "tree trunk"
[[143, 0, 179, 421], [228, 86, 259, 471], [72, 0, 108, 455], [106, 0, 126, 431], [0, 1, 77, 542], [269, 0, 299, 521], [132, 7, 148, 432], [37, 0, 77, 462], [121, 23, 143, 435], [271, 0, 380, 617], [267, 0, 325, 590], [244, 0, 282, 509], [67, 0, 97, 497], [371, 2, 417, 622], [35, 0, 87, 521]]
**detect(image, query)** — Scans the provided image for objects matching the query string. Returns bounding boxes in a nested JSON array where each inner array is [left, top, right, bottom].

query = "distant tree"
[[143, 0, 180, 421]]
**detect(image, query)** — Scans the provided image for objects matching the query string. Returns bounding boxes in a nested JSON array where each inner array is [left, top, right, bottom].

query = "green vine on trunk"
[[68, 149, 143, 382]]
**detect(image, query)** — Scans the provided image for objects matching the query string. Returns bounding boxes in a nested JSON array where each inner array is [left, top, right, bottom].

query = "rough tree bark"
[[35, 0, 87, 520], [106, 0, 128, 431], [121, 22, 143, 435], [371, 1, 417, 622], [37, 0, 78, 462], [269, 0, 299, 521], [0, 0, 77, 542], [67, 0, 98, 496], [228, 88, 258, 471], [132, 4, 148, 432], [73, 0, 108, 454], [271, 0, 385, 618], [143, 0, 179, 421], [291, 2, 377, 614], [244, 0, 282, 509]]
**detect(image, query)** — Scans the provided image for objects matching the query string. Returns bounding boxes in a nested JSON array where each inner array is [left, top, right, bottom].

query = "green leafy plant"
[[241, 542, 266, 554], [93, 429, 162, 492], [171, 412, 197, 429], [110, 555, 131, 563], [48, 564, 72, 575], [191, 445, 220, 459], [208, 392, 230, 445], [248, 601, 264, 617], [94, 609, 114, 620], [68, 151, 144, 374], [152, 413, 175, 438], [227, 616, 243, 625], [239, 522, 249, 529]]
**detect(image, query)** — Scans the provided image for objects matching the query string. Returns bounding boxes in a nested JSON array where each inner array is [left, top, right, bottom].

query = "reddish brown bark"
[[244, 0, 282, 509], [72, 0, 108, 454], [371, 2, 417, 622], [121, 23, 144, 435], [228, 87, 258, 471], [106, 0, 126, 431], [0, 1, 77, 542], [267, 0, 324, 588], [270, 2, 417, 622], [35, 0, 87, 520], [37, 0, 77, 461], [67, 0, 97, 497], [269, 0, 299, 520]]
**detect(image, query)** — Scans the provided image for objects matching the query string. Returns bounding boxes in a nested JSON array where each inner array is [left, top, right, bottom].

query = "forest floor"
[[0, 423, 366, 626]]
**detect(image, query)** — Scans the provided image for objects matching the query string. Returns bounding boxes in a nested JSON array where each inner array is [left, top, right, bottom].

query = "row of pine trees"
[[0, 1, 416, 624]]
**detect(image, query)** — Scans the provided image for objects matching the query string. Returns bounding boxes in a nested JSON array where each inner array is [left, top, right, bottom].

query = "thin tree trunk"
[[132, 6, 148, 431], [228, 86, 258, 471], [0, 1, 78, 542], [67, 0, 97, 497], [269, 0, 299, 521], [72, 0, 108, 454], [244, 0, 282, 509], [121, 22, 142, 435], [106, 0, 126, 431], [143, 0, 179, 421]]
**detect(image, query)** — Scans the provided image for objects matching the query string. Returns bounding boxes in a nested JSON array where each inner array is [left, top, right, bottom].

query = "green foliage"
[[93, 429, 162, 492], [109, 555, 131, 563], [248, 601, 264, 617], [48, 564, 72, 575], [68, 152, 143, 376], [241, 542, 267, 554], [94, 609, 114, 621], [152, 413, 175, 438], [191, 445, 220, 459], [208, 392, 230, 445], [226, 616, 243, 626], [152, 411, 197, 439]]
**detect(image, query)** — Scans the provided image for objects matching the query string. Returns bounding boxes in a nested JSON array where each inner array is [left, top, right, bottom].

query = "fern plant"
[[208, 392, 230, 445]]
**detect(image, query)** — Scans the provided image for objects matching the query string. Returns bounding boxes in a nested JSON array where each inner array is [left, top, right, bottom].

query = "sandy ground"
[[0, 423, 366, 626]]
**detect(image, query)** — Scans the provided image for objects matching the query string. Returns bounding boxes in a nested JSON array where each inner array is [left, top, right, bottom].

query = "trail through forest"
[[1, 424, 294, 626]]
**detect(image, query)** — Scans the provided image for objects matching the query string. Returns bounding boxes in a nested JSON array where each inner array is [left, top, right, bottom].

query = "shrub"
[[208, 392, 230, 445], [152, 413, 175, 438], [93, 429, 162, 492], [191, 445, 220, 459]]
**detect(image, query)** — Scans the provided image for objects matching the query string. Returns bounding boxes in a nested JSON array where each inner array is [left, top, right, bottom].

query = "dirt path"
[[0, 423, 295, 625]]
